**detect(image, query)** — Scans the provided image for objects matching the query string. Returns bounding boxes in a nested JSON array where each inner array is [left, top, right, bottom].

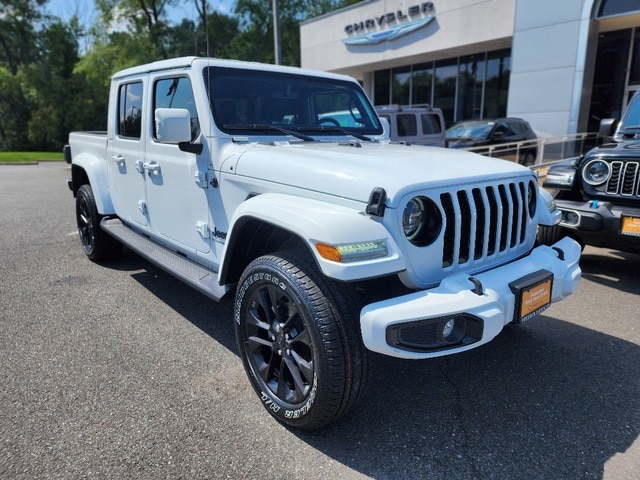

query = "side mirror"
[[598, 118, 617, 138], [492, 130, 506, 140], [155, 108, 192, 144]]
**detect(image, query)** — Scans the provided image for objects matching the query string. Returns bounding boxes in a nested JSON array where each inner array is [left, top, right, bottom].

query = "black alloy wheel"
[[235, 249, 368, 430]]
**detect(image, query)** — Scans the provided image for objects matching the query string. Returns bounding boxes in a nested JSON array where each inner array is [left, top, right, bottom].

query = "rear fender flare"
[[72, 153, 115, 215]]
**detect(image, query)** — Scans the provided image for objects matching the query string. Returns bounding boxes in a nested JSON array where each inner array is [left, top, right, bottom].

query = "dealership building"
[[300, 0, 640, 136]]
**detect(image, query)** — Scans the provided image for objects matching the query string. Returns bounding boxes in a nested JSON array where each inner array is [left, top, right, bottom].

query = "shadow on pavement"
[[118, 246, 639, 479]]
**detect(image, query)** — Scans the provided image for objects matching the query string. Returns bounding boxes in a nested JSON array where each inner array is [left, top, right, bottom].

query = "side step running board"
[[101, 218, 230, 302]]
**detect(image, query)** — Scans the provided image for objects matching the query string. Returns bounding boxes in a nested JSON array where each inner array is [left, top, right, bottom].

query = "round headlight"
[[402, 197, 425, 240], [582, 159, 611, 185], [402, 196, 442, 246], [527, 180, 537, 218]]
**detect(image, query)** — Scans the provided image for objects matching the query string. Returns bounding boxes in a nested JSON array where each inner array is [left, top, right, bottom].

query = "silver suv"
[[376, 105, 446, 147]]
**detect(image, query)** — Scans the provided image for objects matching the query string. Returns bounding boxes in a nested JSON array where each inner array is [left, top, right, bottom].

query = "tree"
[[0, 0, 47, 74], [23, 20, 85, 149], [166, 11, 239, 58], [231, 0, 361, 66], [94, 0, 180, 59]]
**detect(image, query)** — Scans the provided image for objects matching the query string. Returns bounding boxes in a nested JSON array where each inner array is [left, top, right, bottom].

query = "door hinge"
[[195, 170, 217, 189], [196, 221, 210, 239]]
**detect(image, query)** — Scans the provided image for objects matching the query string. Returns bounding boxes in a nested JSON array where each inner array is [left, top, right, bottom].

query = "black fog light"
[[437, 318, 466, 344], [386, 314, 483, 352], [562, 210, 579, 226]]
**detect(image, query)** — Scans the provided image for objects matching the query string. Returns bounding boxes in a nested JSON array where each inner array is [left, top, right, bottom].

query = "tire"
[[75, 184, 122, 261], [520, 150, 535, 166], [234, 249, 368, 430]]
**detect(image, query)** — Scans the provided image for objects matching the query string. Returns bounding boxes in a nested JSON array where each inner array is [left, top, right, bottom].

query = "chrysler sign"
[[343, 2, 436, 45]]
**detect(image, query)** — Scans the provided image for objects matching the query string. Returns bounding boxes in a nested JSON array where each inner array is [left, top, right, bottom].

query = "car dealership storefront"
[[300, 0, 640, 135]]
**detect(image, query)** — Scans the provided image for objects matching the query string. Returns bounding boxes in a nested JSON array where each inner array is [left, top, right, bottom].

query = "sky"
[[45, 0, 238, 28]]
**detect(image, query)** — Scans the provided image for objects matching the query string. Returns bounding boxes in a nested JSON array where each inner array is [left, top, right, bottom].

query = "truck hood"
[[225, 141, 531, 207]]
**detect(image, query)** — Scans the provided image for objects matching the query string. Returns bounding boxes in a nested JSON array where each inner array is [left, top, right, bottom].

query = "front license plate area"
[[621, 216, 640, 237], [509, 270, 553, 323]]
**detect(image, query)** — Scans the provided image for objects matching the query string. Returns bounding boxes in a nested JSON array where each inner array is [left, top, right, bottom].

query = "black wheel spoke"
[[282, 356, 308, 402], [256, 287, 275, 323], [290, 349, 313, 384], [247, 303, 271, 332]]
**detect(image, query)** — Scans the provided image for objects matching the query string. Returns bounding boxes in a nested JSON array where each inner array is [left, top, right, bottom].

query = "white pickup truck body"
[[67, 57, 581, 429]]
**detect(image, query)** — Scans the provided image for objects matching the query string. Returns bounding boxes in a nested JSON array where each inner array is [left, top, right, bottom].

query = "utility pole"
[[272, 0, 281, 65]]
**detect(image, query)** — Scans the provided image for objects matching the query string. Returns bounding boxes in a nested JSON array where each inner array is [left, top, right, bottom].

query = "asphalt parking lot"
[[1, 162, 639, 479]]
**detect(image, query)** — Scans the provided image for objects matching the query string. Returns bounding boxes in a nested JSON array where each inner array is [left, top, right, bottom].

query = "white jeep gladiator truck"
[[66, 57, 581, 430]]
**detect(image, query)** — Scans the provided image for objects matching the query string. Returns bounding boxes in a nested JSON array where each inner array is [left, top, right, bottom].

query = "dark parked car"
[[539, 91, 640, 254], [445, 118, 538, 165]]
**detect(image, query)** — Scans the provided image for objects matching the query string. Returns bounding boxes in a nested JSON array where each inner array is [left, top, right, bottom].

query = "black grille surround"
[[605, 160, 640, 197]]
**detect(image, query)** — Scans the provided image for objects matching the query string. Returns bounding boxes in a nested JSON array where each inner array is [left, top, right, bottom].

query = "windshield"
[[446, 123, 493, 140], [204, 66, 382, 138], [620, 94, 640, 130]]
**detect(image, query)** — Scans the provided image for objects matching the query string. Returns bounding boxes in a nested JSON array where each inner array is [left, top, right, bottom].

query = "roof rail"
[[374, 104, 434, 112]]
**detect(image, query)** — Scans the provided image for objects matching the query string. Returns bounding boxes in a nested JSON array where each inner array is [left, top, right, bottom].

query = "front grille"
[[606, 161, 640, 196], [440, 180, 530, 268]]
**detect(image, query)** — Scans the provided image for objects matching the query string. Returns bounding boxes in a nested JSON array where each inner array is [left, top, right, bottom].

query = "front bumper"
[[360, 236, 581, 359], [554, 199, 640, 251]]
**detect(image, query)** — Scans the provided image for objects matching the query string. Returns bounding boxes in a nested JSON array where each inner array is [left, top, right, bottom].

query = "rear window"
[[421, 113, 442, 134], [396, 114, 417, 137], [117, 82, 143, 139]]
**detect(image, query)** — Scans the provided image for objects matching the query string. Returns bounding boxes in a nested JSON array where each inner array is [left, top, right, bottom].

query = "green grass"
[[0, 151, 64, 163]]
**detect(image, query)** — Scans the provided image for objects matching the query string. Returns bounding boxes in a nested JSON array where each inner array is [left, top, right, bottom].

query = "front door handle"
[[111, 154, 125, 165], [142, 161, 161, 175]]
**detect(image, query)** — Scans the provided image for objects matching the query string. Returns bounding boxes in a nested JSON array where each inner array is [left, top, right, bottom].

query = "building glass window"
[[483, 49, 510, 119], [457, 54, 486, 121], [374, 69, 391, 105], [372, 48, 511, 126], [588, 29, 631, 131], [434, 58, 458, 126], [392, 66, 412, 106], [412, 62, 434, 106]]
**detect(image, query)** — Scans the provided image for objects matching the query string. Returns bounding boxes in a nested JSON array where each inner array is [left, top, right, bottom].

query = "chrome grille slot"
[[440, 180, 529, 269], [606, 161, 622, 194], [622, 162, 638, 196]]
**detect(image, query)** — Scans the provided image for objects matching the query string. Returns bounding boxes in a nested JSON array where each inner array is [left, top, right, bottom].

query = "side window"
[[397, 114, 417, 137], [494, 123, 511, 136], [510, 122, 524, 135], [421, 113, 442, 134], [118, 82, 143, 139], [154, 77, 200, 141]]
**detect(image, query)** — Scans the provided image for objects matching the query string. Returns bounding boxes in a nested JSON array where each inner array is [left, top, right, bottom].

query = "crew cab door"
[[108, 79, 148, 227], [144, 75, 210, 254]]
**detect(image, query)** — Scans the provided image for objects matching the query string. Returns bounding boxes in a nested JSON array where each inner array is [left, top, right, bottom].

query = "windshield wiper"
[[299, 125, 374, 142], [223, 124, 314, 142]]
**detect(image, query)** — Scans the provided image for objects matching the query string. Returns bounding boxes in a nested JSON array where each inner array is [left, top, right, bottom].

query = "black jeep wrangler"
[[539, 92, 640, 254]]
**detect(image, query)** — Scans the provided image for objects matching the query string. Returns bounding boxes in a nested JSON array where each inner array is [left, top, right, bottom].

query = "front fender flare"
[[221, 193, 405, 282]]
